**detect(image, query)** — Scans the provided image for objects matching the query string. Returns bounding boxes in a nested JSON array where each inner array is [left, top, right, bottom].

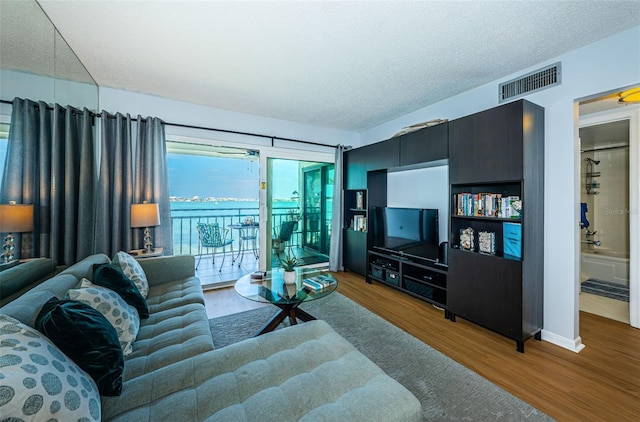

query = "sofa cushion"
[[136, 254, 195, 287], [35, 298, 125, 396], [112, 251, 149, 298], [66, 279, 140, 356], [100, 320, 421, 422], [57, 253, 110, 281], [145, 276, 206, 312], [0, 314, 101, 421], [93, 263, 149, 318], [121, 303, 214, 381]]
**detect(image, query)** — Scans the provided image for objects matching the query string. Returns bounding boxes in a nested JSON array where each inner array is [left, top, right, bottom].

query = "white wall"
[[99, 87, 359, 150], [360, 26, 640, 352], [0, 69, 98, 111], [387, 165, 449, 244]]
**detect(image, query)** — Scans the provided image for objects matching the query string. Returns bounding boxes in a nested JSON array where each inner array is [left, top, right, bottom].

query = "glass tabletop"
[[234, 268, 337, 305]]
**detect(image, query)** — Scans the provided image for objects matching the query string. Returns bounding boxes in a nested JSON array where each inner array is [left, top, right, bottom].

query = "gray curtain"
[[329, 145, 349, 271], [94, 111, 134, 257], [0, 98, 95, 264], [134, 117, 173, 255]]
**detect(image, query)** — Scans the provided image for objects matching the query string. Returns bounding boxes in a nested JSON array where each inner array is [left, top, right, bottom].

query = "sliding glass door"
[[265, 158, 334, 270], [303, 164, 334, 255], [165, 136, 335, 278]]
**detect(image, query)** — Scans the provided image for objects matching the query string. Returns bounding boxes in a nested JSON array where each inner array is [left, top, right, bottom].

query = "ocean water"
[[170, 200, 298, 254]]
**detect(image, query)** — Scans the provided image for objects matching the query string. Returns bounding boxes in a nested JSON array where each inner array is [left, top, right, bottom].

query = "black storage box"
[[385, 269, 400, 286], [405, 279, 434, 299], [370, 264, 384, 280]]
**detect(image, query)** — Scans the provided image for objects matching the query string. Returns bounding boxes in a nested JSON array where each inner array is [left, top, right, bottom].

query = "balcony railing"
[[171, 206, 299, 256]]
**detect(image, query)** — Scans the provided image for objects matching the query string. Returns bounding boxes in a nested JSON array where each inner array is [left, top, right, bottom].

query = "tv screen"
[[378, 207, 439, 262]]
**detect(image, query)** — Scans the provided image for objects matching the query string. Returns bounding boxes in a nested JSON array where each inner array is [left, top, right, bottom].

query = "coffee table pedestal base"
[[255, 304, 315, 336]]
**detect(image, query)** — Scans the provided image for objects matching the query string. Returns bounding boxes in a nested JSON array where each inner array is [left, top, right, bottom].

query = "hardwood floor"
[[204, 271, 640, 421]]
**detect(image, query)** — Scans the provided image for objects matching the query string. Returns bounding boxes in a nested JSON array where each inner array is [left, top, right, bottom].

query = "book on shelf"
[[503, 222, 522, 260], [302, 274, 335, 292], [353, 215, 367, 231], [455, 192, 521, 219], [499, 196, 521, 219]]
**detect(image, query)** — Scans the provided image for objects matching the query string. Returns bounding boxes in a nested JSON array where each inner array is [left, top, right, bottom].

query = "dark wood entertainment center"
[[343, 99, 544, 352]]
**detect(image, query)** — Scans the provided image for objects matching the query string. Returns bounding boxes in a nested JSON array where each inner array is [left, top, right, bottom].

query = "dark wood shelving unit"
[[447, 99, 544, 353], [341, 100, 544, 352], [343, 190, 367, 275]]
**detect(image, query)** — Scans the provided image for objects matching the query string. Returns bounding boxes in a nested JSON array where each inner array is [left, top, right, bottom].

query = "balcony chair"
[[273, 220, 298, 258], [196, 222, 233, 272]]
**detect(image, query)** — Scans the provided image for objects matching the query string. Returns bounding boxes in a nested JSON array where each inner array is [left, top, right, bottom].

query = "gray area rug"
[[581, 278, 629, 302], [209, 293, 554, 421]]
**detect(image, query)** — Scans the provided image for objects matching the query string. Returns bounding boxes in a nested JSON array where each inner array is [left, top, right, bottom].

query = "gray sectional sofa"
[[0, 253, 421, 421]]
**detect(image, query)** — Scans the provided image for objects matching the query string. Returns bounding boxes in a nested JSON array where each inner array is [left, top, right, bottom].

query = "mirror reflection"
[[0, 0, 98, 109]]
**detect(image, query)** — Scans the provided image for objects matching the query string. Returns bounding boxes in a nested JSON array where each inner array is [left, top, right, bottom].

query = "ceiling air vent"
[[499, 62, 561, 102]]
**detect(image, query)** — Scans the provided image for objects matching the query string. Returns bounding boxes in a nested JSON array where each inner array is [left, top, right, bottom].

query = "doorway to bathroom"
[[578, 97, 639, 327]]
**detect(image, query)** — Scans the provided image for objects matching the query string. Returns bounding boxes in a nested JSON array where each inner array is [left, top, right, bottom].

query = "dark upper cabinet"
[[399, 122, 448, 166], [344, 137, 399, 190], [449, 100, 542, 184]]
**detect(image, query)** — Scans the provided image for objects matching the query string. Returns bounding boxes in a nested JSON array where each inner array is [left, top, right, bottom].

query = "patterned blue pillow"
[[112, 251, 149, 298], [0, 314, 101, 421], [67, 279, 140, 356]]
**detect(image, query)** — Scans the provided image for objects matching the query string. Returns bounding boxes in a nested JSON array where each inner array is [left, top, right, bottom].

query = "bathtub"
[[580, 249, 630, 287]]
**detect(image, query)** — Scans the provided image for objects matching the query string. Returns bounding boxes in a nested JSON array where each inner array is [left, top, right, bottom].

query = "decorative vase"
[[283, 269, 297, 285], [283, 282, 297, 299]]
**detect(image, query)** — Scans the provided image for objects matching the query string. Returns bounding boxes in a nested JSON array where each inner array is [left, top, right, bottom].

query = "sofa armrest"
[[0, 258, 58, 307], [136, 255, 195, 286]]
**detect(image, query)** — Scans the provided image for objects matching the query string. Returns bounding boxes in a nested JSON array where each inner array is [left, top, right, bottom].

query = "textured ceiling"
[[19, 1, 640, 130]]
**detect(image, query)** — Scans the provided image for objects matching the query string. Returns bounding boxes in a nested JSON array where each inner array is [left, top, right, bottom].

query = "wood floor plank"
[[204, 271, 640, 421]]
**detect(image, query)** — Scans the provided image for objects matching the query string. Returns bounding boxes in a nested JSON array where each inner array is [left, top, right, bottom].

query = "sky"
[[167, 153, 299, 200], [0, 140, 301, 201]]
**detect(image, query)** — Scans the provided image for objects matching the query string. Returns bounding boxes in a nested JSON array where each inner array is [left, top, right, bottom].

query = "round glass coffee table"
[[234, 268, 337, 336]]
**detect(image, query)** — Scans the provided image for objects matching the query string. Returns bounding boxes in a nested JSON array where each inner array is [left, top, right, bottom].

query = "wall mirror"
[[0, 0, 98, 110]]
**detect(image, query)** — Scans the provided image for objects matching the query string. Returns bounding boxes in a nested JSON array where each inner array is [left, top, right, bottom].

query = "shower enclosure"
[[579, 120, 630, 290]]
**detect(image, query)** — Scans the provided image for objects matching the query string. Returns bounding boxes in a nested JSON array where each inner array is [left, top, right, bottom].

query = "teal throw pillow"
[[35, 298, 124, 396], [92, 263, 149, 318]]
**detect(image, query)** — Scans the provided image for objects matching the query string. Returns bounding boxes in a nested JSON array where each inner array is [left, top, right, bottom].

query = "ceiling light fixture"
[[618, 87, 640, 104]]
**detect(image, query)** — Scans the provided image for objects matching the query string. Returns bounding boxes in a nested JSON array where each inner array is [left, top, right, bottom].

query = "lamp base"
[[143, 227, 153, 253], [2, 233, 15, 263]]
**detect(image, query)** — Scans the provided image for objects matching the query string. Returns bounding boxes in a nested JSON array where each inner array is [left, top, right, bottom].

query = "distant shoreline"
[[170, 197, 296, 203]]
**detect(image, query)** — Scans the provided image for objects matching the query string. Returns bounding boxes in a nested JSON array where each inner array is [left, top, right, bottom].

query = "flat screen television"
[[373, 207, 440, 262]]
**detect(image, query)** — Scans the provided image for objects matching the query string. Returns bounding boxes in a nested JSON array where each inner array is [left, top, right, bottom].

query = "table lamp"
[[0, 201, 34, 263], [131, 202, 160, 253]]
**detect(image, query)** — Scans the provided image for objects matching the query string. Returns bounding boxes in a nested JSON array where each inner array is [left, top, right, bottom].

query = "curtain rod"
[[581, 144, 629, 153], [0, 98, 338, 149]]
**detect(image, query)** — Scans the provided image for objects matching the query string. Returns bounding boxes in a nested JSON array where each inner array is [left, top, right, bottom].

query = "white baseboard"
[[541, 329, 586, 353]]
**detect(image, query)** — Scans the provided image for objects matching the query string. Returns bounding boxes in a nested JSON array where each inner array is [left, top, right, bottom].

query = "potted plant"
[[279, 250, 300, 285]]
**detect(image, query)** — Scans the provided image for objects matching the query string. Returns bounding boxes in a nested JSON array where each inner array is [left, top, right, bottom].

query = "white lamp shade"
[[131, 203, 160, 228], [0, 204, 34, 233]]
